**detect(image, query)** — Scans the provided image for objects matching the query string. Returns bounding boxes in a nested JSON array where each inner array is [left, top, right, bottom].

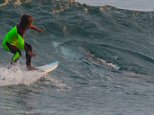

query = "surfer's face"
[[28, 22, 33, 28]]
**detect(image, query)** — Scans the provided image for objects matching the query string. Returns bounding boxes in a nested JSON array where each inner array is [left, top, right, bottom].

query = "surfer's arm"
[[30, 25, 43, 32]]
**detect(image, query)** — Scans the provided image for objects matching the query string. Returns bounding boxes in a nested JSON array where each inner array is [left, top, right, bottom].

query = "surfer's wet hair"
[[19, 14, 33, 29]]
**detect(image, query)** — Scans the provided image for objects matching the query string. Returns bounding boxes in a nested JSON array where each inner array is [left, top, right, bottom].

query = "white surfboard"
[[36, 61, 59, 73]]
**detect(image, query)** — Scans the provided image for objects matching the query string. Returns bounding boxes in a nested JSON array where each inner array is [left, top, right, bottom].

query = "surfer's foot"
[[27, 65, 38, 71], [8, 61, 17, 69]]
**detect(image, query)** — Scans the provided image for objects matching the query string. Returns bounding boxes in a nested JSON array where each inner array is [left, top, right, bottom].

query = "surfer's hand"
[[28, 51, 36, 57], [38, 28, 44, 33]]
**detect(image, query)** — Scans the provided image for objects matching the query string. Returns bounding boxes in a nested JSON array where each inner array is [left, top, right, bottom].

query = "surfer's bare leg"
[[25, 42, 37, 70]]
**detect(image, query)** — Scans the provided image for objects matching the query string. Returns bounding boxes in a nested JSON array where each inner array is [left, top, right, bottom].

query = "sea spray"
[[0, 64, 47, 86]]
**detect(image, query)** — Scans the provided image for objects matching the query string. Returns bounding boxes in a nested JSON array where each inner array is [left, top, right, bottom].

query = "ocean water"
[[0, 0, 154, 115]]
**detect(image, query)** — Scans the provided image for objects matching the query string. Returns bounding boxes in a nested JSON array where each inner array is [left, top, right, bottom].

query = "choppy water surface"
[[0, 0, 154, 115]]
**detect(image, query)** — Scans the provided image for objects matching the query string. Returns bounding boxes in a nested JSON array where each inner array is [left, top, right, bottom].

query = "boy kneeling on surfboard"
[[2, 14, 43, 70]]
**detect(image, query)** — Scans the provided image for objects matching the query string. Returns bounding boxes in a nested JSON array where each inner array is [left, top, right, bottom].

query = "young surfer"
[[2, 14, 43, 70]]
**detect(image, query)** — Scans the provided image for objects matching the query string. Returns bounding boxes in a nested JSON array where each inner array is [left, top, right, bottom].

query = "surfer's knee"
[[28, 44, 32, 51], [25, 43, 32, 51]]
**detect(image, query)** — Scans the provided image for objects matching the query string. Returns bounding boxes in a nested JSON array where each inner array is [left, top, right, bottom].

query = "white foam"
[[0, 0, 8, 7], [85, 52, 120, 70], [0, 64, 47, 86], [76, 0, 154, 11], [0, 0, 32, 6], [48, 77, 70, 91]]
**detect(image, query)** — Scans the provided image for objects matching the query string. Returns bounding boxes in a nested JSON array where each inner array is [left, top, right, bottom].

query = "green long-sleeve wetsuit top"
[[2, 26, 25, 51]]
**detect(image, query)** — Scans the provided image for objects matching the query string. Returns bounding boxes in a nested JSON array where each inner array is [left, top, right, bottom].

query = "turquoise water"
[[0, 0, 154, 114]]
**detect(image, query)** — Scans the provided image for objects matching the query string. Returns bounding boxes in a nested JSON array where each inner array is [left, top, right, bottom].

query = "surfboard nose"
[[36, 61, 59, 73]]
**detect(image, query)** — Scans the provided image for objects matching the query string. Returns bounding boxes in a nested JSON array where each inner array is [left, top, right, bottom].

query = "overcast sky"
[[76, 0, 154, 11]]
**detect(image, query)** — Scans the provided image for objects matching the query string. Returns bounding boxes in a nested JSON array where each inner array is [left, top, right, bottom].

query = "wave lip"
[[76, 0, 154, 11]]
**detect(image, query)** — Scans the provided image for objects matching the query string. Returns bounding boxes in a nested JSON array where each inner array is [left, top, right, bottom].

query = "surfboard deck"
[[36, 61, 59, 73]]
